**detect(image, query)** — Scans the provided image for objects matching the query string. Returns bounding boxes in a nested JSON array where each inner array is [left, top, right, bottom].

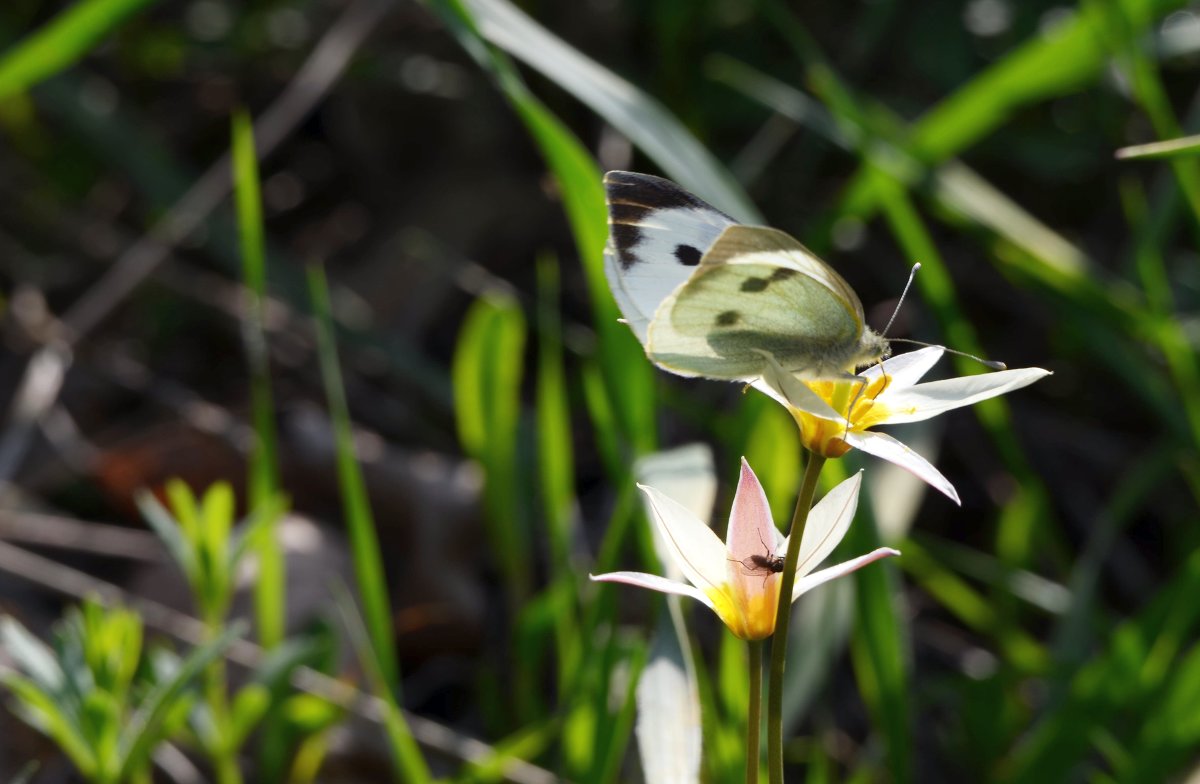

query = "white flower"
[[591, 458, 898, 640], [754, 346, 1051, 505]]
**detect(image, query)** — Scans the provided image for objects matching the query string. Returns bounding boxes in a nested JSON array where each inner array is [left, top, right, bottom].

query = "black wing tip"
[[603, 170, 728, 218]]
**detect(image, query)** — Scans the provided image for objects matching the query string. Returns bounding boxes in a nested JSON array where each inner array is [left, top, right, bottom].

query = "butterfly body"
[[604, 171, 888, 380]]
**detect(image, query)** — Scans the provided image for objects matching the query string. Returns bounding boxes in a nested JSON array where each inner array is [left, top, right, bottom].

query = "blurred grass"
[[0, 0, 156, 100], [4, 0, 1200, 781], [307, 265, 400, 687], [310, 266, 431, 782]]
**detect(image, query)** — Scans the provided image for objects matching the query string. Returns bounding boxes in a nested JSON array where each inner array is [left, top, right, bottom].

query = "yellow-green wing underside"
[[646, 225, 868, 379]]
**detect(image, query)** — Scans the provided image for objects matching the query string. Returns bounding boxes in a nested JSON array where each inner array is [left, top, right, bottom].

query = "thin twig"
[[0, 510, 162, 562]]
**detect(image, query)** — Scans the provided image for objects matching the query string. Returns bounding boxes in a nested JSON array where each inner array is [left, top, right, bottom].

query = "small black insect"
[[741, 552, 786, 574], [729, 532, 785, 583]]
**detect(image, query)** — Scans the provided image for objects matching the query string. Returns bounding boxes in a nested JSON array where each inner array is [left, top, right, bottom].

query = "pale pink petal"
[[844, 430, 960, 505], [750, 353, 843, 421], [591, 571, 715, 610], [726, 458, 778, 559], [860, 346, 945, 387], [791, 547, 900, 601], [725, 459, 782, 603], [790, 472, 862, 579], [638, 485, 729, 593], [875, 366, 1050, 424]]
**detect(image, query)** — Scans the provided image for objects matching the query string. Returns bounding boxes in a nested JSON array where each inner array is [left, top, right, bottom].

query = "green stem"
[[746, 639, 764, 784], [767, 451, 826, 784], [203, 611, 242, 784]]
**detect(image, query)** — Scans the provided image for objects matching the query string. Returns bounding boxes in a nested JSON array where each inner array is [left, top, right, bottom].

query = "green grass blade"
[[534, 254, 584, 692], [867, 169, 1054, 567], [230, 109, 285, 651], [306, 264, 399, 687], [834, 461, 911, 783], [457, 0, 760, 221], [1116, 133, 1200, 160], [899, 538, 1048, 673], [333, 583, 432, 784], [451, 292, 530, 604], [1096, 0, 1200, 226], [0, 0, 158, 101], [535, 254, 573, 570]]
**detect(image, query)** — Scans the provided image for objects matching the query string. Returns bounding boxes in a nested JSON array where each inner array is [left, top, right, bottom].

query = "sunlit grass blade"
[[898, 538, 1048, 673], [1119, 178, 1200, 449], [866, 169, 1055, 567], [306, 264, 399, 687], [706, 55, 1092, 281], [1005, 548, 1200, 781], [535, 253, 574, 574], [1096, 0, 1200, 226], [535, 253, 583, 691], [829, 461, 911, 784], [1116, 133, 1200, 160], [456, 717, 560, 784], [452, 292, 529, 604], [455, 0, 760, 221], [1050, 445, 1174, 670], [230, 109, 285, 651], [333, 584, 432, 784], [429, 0, 657, 455], [594, 636, 648, 784], [0, 0, 157, 101]]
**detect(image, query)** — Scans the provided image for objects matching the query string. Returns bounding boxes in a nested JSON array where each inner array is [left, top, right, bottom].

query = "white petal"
[[591, 571, 715, 610], [860, 346, 945, 387], [638, 484, 730, 593], [875, 367, 1051, 425], [790, 472, 862, 579], [750, 353, 842, 420], [791, 547, 900, 601], [844, 430, 961, 505]]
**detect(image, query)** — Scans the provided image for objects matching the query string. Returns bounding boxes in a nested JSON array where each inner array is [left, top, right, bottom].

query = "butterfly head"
[[855, 328, 891, 371]]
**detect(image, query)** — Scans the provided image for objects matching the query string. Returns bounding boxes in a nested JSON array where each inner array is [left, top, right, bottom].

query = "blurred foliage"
[[1, 0, 1200, 781]]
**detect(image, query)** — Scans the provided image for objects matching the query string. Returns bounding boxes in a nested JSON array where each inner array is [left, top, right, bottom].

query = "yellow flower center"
[[705, 576, 780, 641], [789, 373, 893, 458]]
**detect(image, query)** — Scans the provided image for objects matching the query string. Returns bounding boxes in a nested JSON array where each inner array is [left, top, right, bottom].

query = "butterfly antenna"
[[887, 338, 1008, 370], [881, 263, 921, 338]]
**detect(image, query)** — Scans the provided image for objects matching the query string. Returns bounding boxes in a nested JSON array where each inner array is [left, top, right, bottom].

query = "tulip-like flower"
[[753, 347, 1050, 505], [591, 459, 898, 640]]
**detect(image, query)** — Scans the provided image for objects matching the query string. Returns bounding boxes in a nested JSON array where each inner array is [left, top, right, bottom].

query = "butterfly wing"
[[604, 171, 738, 341], [646, 225, 872, 379]]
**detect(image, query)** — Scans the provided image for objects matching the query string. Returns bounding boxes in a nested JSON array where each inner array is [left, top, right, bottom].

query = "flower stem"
[[746, 639, 763, 784], [767, 452, 826, 784]]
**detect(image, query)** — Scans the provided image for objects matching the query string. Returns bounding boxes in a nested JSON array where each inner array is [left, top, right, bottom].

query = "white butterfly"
[[603, 171, 888, 380]]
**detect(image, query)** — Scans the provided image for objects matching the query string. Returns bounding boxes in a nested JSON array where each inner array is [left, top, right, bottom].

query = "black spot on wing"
[[603, 171, 737, 270], [716, 310, 740, 326], [740, 267, 797, 292], [674, 244, 702, 266]]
